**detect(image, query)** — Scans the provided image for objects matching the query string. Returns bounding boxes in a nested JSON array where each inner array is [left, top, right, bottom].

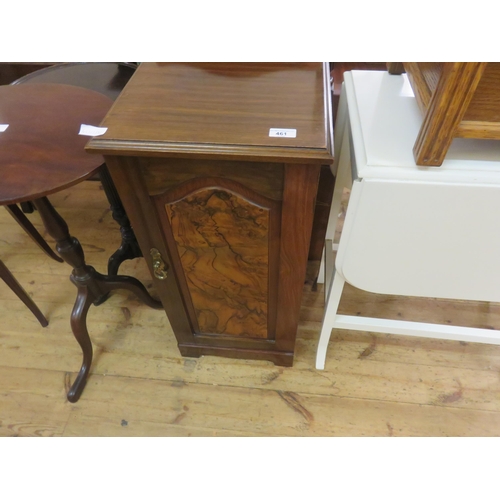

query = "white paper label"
[[79, 124, 108, 137], [269, 128, 297, 138], [0, 124, 9, 132]]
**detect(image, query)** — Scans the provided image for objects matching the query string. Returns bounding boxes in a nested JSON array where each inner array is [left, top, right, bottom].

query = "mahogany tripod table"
[[0, 83, 162, 402]]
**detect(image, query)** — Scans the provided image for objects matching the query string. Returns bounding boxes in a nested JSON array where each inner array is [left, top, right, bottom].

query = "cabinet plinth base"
[[177, 343, 294, 367]]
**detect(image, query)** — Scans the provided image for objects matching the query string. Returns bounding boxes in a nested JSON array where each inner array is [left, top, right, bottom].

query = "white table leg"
[[316, 270, 346, 369]]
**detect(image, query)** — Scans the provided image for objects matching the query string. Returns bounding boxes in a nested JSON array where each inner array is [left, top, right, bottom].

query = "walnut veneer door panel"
[[153, 176, 281, 342]]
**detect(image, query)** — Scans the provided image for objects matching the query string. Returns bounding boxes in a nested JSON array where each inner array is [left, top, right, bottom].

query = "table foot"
[[67, 287, 93, 402], [32, 196, 161, 402]]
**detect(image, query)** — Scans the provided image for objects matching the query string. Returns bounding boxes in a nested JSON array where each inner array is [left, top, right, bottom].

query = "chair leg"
[[316, 270, 345, 369], [5, 204, 63, 263], [0, 259, 48, 327]]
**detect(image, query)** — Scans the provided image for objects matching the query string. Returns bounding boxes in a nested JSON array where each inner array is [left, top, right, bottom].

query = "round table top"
[[12, 62, 136, 101], [0, 83, 113, 204]]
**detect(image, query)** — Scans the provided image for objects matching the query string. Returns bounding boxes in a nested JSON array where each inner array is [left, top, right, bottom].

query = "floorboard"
[[2, 182, 500, 436]]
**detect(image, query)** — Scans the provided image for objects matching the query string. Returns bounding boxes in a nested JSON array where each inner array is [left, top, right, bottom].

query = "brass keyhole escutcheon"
[[150, 248, 168, 280]]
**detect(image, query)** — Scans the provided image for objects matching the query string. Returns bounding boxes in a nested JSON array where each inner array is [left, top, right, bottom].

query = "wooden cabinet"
[[87, 62, 333, 366]]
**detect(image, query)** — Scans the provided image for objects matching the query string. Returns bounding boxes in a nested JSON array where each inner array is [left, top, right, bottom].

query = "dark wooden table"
[[11, 62, 143, 277], [0, 83, 161, 402]]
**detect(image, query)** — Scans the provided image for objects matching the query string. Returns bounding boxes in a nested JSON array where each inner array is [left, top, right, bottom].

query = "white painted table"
[[316, 70, 500, 369]]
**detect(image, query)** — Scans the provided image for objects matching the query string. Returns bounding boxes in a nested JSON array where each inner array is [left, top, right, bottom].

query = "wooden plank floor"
[[2, 181, 500, 436]]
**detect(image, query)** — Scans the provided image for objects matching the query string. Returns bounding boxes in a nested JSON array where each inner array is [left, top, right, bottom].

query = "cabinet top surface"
[[87, 62, 333, 163], [346, 70, 500, 183]]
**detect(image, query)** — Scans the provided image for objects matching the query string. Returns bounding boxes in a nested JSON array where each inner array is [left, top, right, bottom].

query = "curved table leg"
[[67, 287, 94, 402], [32, 196, 162, 402], [67, 270, 163, 402], [90, 273, 163, 310]]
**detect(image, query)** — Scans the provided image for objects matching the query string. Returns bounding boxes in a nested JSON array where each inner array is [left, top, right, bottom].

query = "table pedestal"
[[33, 197, 162, 402]]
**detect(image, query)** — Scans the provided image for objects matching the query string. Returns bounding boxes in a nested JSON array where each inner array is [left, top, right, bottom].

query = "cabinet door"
[[154, 176, 282, 342], [136, 157, 286, 356]]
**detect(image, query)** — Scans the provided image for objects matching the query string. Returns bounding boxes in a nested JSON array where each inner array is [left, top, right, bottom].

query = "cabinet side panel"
[[275, 164, 321, 352]]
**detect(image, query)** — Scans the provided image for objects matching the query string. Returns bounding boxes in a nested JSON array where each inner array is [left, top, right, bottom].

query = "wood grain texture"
[[3, 182, 500, 436], [402, 62, 434, 112], [419, 62, 444, 94], [402, 62, 500, 165], [456, 120, 500, 139], [463, 63, 500, 122], [275, 164, 321, 353], [0, 84, 112, 204], [412, 62, 487, 166], [141, 158, 285, 200], [165, 187, 270, 338], [87, 63, 333, 164], [153, 171, 281, 346]]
